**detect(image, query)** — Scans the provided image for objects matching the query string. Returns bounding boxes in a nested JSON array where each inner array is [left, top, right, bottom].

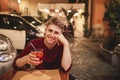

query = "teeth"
[[49, 38, 53, 41]]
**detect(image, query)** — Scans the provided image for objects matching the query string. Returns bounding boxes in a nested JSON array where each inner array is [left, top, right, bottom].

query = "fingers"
[[58, 34, 68, 45], [58, 34, 64, 41], [27, 59, 40, 65], [26, 53, 41, 66]]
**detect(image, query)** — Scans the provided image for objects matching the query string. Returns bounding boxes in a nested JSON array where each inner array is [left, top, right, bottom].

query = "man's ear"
[[44, 33, 46, 36], [45, 27, 47, 31], [44, 28, 47, 36]]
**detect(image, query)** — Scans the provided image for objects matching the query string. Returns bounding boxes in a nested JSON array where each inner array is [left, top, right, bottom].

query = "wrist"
[[16, 55, 28, 68], [63, 41, 69, 47], [23, 55, 29, 64], [18, 55, 28, 64]]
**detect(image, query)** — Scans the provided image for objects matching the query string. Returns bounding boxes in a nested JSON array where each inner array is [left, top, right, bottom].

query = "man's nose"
[[51, 32, 55, 36]]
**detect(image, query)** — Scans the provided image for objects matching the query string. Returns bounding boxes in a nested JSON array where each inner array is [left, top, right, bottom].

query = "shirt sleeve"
[[12, 40, 34, 70]]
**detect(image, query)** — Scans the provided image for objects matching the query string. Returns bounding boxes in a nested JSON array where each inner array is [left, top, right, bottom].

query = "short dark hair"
[[46, 17, 64, 31]]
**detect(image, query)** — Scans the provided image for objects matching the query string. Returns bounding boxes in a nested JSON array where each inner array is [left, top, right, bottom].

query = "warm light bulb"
[[55, 9, 59, 12], [18, 0, 21, 4], [44, 9, 50, 13]]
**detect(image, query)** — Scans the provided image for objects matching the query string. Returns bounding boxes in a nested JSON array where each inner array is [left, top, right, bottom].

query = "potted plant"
[[103, 0, 120, 51], [99, 0, 120, 65], [62, 7, 78, 24], [62, 7, 78, 37], [81, 0, 90, 37]]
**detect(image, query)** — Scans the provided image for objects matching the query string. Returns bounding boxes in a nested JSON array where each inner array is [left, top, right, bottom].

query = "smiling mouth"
[[47, 36, 53, 41]]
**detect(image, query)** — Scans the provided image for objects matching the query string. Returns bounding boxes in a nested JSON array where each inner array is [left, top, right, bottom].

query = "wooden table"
[[0, 69, 69, 80]]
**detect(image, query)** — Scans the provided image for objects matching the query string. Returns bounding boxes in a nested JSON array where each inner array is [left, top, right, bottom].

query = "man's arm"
[[16, 55, 28, 67], [16, 53, 41, 68], [58, 34, 72, 71]]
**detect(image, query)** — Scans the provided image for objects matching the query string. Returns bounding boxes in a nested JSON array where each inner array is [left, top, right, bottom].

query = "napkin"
[[20, 70, 51, 80]]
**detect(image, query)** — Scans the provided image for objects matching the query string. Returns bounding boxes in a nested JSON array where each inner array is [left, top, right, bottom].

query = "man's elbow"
[[62, 63, 72, 71]]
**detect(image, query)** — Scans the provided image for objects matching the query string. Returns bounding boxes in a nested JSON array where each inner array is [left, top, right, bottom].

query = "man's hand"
[[58, 34, 68, 45], [26, 52, 42, 66]]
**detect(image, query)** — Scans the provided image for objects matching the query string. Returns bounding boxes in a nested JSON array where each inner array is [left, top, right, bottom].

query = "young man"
[[13, 17, 72, 71]]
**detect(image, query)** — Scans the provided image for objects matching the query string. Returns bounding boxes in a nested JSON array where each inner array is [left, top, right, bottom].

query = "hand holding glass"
[[31, 49, 43, 63], [28, 43, 43, 69]]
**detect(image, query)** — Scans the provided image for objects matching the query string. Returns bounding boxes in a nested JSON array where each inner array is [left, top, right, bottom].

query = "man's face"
[[45, 24, 62, 44]]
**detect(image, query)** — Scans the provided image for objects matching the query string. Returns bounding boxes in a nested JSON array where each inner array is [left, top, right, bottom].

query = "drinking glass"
[[29, 49, 44, 70], [31, 49, 43, 62]]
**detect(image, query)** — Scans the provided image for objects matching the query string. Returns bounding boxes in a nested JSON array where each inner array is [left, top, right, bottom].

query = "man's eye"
[[54, 31, 59, 34], [48, 29, 52, 32]]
